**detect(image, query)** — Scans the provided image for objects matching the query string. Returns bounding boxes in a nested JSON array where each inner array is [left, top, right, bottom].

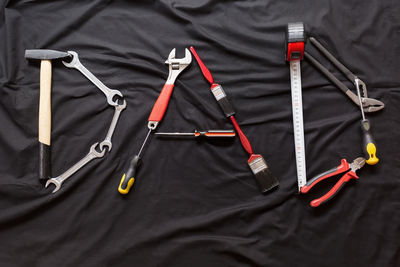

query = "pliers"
[[304, 37, 384, 113], [300, 157, 366, 207]]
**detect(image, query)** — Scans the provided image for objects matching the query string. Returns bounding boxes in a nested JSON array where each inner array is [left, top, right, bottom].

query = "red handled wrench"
[[148, 48, 192, 130], [118, 48, 192, 194]]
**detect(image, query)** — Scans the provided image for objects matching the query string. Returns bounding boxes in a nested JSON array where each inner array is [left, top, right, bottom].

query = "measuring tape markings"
[[286, 22, 307, 192], [290, 60, 307, 190]]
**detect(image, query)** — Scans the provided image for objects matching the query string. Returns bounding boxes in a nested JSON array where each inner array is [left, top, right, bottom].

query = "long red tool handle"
[[190, 46, 279, 193], [148, 83, 175, 123], [230, 116, 253, 156], [190, 46, 253, 154], [190, 46, 214, 84], [310, 171, 358, 208], [300, 159, 349, 194]]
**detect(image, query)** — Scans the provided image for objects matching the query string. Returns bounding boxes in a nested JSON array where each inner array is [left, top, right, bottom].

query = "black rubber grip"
[[305, 166, 339, 187], [39, 142, 51, 180], [321, 180, 347, 204], [122, 155, 141, 189], [218, 97, 235, 117], [362, 119, 374, 156], [309, 37, 357, 82], [304, 52, 349, 94], [361, 119, 372, 142]]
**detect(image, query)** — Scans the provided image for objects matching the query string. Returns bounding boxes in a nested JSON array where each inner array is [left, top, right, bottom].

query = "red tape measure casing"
[[286, 42, 304, 61], [286, 22, 305, 61]]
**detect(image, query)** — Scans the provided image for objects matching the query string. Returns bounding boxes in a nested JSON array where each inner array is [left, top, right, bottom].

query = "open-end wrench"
[[45, 143, 106, 193], [99, 100, 127, 152], [62, 51, 123, 106], [118, 48, 192, 195]]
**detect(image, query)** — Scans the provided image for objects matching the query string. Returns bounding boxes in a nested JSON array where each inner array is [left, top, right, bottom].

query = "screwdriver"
[[355, 79, 379, 165], [155, 130, 236, 138], [118, 129, 152, 194]]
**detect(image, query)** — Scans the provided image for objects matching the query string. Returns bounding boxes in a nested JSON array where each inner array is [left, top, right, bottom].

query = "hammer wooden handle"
[[39, 60, 52, 180]]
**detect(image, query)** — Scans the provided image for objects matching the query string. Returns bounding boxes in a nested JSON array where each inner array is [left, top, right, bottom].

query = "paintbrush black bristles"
[[248, 154, 279, 193]]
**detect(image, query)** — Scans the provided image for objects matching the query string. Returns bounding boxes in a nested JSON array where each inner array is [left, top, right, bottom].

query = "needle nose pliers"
[[300, 157, 366, 207]]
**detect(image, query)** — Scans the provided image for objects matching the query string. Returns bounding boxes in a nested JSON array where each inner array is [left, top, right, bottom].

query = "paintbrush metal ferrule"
[[248, 154, 279, 193]]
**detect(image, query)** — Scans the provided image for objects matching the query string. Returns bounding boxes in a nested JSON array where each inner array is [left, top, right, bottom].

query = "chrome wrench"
[[99, 100, 127, 152], [62, 51, 123, 106], [45, 143, 106, 193]]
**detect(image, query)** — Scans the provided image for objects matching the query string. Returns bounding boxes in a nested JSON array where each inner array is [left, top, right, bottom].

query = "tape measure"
[[286, 22, 306, 192]]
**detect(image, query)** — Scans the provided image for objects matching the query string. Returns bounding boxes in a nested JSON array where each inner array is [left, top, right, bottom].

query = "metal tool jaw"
[[351, 78, 385, 113], [62, 51, 81, 68], [300, 156, 366, 207], [305, 36, 385, 113], [165, 48, 192, 84], [147, 48, 192, 130], [349, 157, 366, 172], [354, 78, 368, 98]]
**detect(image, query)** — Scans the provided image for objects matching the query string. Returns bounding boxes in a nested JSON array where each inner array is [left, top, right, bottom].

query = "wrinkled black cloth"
[[0, 1, 399, 266]]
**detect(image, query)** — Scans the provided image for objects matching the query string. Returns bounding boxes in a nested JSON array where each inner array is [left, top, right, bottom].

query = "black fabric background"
[[1, 1, 399, 266]]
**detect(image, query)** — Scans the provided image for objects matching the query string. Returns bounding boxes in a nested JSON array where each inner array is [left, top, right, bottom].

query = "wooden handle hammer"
[[25, 49, 71, 181]]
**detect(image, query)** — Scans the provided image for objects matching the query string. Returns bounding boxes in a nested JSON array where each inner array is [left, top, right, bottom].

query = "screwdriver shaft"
[[355, 79, 379, 165], [138, 128, 153, 157], [155, 130, 235, 138]]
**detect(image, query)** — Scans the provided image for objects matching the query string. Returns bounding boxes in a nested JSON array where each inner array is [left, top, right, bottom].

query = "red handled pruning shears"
[[300, 157, 366, 207]]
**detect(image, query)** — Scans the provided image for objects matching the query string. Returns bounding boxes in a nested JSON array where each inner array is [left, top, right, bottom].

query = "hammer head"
[[25, 49, 70, 60]]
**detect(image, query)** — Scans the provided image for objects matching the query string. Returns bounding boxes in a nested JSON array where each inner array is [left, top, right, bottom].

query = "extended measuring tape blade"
[[286, 22, 307, 192], [290, 60, 307, 191]]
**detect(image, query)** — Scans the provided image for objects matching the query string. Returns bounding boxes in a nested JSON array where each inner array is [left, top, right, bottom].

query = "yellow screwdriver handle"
[[365, 143, 379, 165], [362, 120, 379, 165], [118, 174, 135, 195], [118, 155, 140, 194]]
